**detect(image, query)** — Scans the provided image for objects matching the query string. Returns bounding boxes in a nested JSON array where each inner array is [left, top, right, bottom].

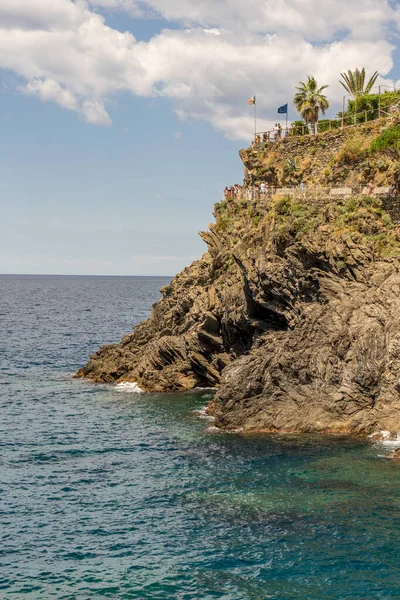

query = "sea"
[[1, 274, 400, 599]]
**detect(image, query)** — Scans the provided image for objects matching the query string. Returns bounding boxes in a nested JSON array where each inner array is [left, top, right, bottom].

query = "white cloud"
[[0, 0, 87, 31], [89, 0, 393, 40], [148, 30, 393, 138], [81, 99, 112, 125], [24, 77, 78, 110], [0, 1, 144, 124], [0, 0, 398, 139]]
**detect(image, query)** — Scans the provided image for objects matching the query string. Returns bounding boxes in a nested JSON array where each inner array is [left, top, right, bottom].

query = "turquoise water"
[[1, 275, 400, 599]]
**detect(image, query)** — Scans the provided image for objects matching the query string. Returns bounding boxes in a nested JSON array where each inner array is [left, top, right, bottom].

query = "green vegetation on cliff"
[[270, 194, 400, 261], [241, 114, 400, 188], [214, 191, 400, 275], [370, 124, 400, 153]]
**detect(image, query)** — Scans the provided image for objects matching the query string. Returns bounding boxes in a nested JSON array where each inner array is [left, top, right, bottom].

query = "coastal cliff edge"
[[76, 118, 400, 435]]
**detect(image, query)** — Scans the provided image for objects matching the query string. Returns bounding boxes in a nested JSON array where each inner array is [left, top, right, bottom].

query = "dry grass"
[[334, 135, 368, 164]]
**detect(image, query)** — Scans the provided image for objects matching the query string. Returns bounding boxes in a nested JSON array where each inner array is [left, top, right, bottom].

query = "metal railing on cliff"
[[252, 84, 400, 148], [225, 185, 391, 203]]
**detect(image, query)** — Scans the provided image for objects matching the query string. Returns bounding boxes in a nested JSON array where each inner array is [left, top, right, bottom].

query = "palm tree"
[[339, 68, 378, 99], [293, 76, 329, 134]]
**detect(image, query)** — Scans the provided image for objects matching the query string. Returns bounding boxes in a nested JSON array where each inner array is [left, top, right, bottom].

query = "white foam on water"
[[114, 382, 144, 394], [368, 430, 391, 441], [381, 435, 400, 449], [206, 425, 222, 433], [192, 405, 215, 421], [369, 430, 400, 449], [205, 425, 244, 434]]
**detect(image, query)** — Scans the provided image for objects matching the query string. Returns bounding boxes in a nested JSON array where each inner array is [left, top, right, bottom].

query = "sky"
[[1, 0, 400, 275]]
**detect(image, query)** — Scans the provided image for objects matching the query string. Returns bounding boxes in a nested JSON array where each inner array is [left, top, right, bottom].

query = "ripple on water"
[[1, 276, 400, 599]]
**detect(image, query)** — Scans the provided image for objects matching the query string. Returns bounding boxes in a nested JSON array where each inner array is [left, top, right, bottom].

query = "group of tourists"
[[223, 179, 400, 202], [250, 182, 273, 199], [224, 183, 274, 200], [224, 181, 307, 201], [254, 125, 285, 146], [224, 184, 243, 199], [252, 123, 307, 146]]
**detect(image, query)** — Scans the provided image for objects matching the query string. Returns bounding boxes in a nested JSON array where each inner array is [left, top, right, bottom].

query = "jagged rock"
[[76, 123, 400, 436], [201, 313, 220, 334], [213, 262, 400, 434]]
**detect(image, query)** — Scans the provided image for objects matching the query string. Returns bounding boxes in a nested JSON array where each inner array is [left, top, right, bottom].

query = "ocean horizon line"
[[0, 273, 173, 278]]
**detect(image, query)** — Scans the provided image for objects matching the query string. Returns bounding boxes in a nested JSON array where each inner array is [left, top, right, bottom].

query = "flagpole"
[[255, 96, 257, 140]]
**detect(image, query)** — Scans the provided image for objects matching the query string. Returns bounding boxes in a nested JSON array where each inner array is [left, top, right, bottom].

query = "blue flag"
[[278, 104, 288, 114]]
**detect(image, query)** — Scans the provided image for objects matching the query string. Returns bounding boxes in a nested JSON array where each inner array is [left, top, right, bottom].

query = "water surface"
[[1, 275, 399, 599]]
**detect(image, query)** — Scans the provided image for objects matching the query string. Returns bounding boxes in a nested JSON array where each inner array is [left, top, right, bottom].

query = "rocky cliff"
[[76, 118, 400, 436]]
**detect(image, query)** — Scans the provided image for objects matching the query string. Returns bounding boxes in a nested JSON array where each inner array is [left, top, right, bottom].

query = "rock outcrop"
[[76, 120, 400, 436]]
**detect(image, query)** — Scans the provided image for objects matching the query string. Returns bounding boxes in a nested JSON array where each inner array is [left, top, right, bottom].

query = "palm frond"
[[293, 75, 330, 127], [339, 68, 379, 98], [365, 71, 379, 94]]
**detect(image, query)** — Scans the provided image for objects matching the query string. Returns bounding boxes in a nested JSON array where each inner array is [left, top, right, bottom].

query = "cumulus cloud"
[[81, 99, 112, 125], [90, 0, 393, 40], [0, 0, 398, 139], [0, 0, 87, 31], [24, 78, 78, 110]]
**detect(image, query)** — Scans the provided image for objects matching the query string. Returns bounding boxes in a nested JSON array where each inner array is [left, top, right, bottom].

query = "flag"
[[248, 96, 256, 105], [278, 103, 288, 114]]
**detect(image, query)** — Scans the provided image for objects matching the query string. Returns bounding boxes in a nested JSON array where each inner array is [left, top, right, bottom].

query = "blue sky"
[[0, 84, 243, 275], [1, 0, 400, 275]]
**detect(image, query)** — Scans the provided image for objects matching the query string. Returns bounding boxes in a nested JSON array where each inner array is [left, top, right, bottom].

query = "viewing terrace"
[[252, 87, 400, 148]]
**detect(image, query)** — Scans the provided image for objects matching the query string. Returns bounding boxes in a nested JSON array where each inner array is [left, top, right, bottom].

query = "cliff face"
[[76, 119, 400, 435]]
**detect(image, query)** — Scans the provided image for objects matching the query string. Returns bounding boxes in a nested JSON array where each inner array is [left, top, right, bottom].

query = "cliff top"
[[240, 115, 400, 191]]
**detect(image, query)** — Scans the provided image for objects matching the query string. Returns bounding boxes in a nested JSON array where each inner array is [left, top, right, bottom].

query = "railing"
[[225, 185, 391, 202], [252, 98, 400, 147], [254, 120, 343, 141]]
